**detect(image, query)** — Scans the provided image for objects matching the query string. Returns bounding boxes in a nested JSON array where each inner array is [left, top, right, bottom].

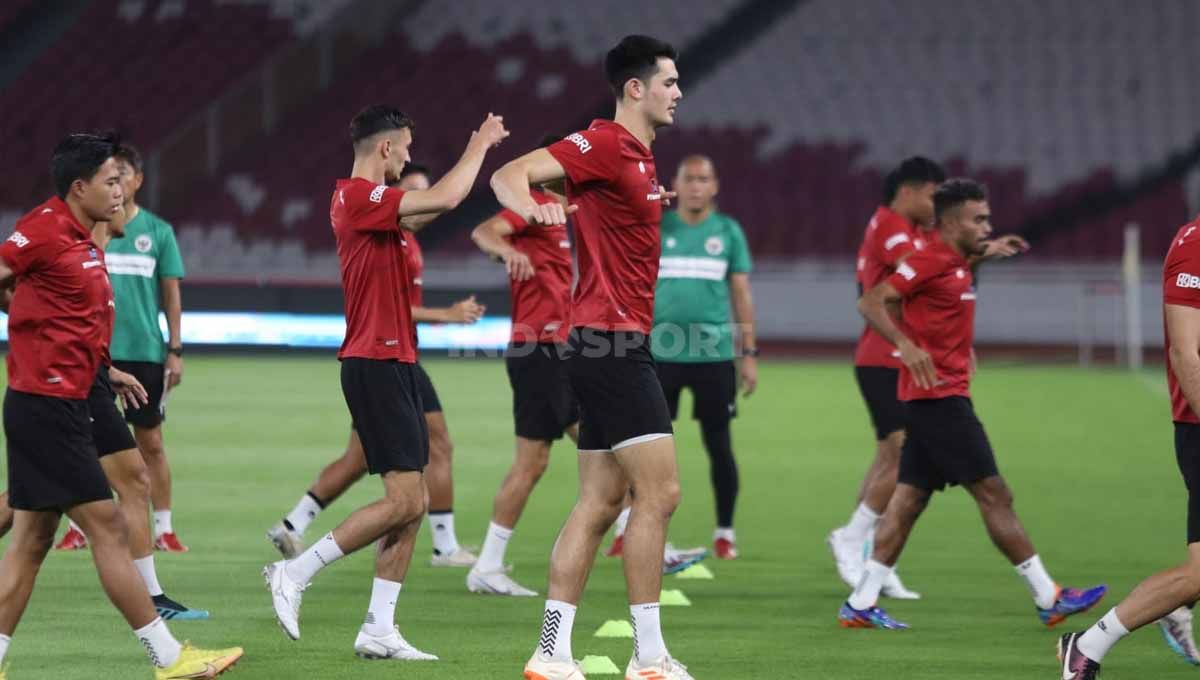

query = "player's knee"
[[974, 477, 1014, 510], [19, 524, 56, 558], [635, 479, 681, 517], [385, 494, 426, 527], [119, 465, 153, 505]]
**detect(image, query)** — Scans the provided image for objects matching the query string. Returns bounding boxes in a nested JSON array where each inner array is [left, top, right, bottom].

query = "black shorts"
[[4, 389, 112, 512], [89, 369, 138, 457], [566, 329, 673, 451], [898, 397, 999, 492], [1175, 422, 1200, 544], [657, 360, 737, 423], [855, 366, 907, 441], [113, 360, 166, 428], [506, 342, 579, 441], [341, 358, 429, 474], [413, 361, 442, 414]]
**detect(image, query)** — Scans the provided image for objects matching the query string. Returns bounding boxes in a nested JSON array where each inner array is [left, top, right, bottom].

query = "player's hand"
[[108, 366, 149, 409], [982, 234, 1030, 259], [898, 339, 937, 390], [525, 201, 578, 226], [503, 251, 535, 282], [165, 353, 183, 389], [473, 113, 510, 149], [659, 190, 677, 207], [739, 355, 758, 397], [448, 295, 485, 324]]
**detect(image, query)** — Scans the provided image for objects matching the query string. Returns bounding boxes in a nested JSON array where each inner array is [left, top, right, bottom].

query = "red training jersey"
[[1163, 218, 1200, 423], [498, 189, 573, 344], [404, 233, 424, 351], [855, 206, 925, 368], [331, 177, 415, 362], [0, 197, 114, 399], [546, 120, 664, 335], [886, 238, 975, 401]]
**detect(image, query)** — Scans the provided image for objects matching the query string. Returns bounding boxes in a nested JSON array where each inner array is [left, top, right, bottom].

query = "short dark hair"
[[604, 35, 678, 99], [50, 132, 120, 199], [934, 178, 988, 221], [349, 105, 414, 152], [882, 156, 946, 204], [114, 143, 143, 174], [399, 162, 431, 180]]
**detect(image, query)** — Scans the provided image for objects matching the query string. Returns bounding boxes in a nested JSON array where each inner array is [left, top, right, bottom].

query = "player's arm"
[[490, 149, 574, 225], [971, 234, 1030, 266], [412, 295, 486, 324], [107, 365, 149, 410], [858, 281, 936, 389], [400, 212, 440, 232], [729, 273, 759, 396], [470, 215, 534, 282], [161, 277, 183, 388], [397, 114, 510, 222], [1168, 303, 1200, 417]]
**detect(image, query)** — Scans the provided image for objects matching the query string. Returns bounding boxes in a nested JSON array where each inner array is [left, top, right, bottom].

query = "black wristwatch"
[[167, 346, 184, 357], [742, 347, 760, 358]]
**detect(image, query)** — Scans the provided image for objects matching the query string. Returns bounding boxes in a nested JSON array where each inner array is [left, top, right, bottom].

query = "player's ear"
[[624, 77, 643, 102]]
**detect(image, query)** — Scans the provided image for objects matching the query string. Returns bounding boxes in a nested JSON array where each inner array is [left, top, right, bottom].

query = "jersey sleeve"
[[498, 208, 529, 234], [156, 222, 186, 278], [344, 182, 405, 232], [872, 217, 917, 266], [545, 128, 621, 186], [0, 221, 53, 276], [727, 219, 752, 274], [1165, 240, 1200, 308], [887, 249, 943, 297]]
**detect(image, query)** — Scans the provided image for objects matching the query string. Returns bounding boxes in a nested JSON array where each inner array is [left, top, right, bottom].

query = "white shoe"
[[267, 521, 304, 559], [354, 625, 438, 661], [1158, 606, 1200, 665], [881, 568, 922, 600], [625, 654, 694, 680], [524, 653, 586, 679], [430, 546, 478, 567], [263, 560, 305, 640], [663, 543, 708, 575], [826, 528, 865, 589], [467, 567, 538, 596]]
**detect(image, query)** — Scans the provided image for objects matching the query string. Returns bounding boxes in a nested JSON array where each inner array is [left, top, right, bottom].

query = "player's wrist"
[[167, 345, 183, 357]]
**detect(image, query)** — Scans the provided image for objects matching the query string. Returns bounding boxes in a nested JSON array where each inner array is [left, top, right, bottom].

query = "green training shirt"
[[105, 207, 185, 363], [651, 210, 752, 363]]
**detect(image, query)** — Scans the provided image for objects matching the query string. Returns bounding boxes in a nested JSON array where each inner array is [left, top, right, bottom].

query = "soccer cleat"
[[838, 601, 909, 630], [154, 593, 211, 621], [1057, 632, 1101, 679], [881, 569, 922, 600], [467, 567, 538, 596], [267, 521, 304, 559], [154, 642, 243, 679], [663, 543, 707, 575], [624, 654, 694, 680], [524, 653, 587, 680], [263, 560, 305, 640], [354, 626, 438, 660], [1158, 606, 1200, 665], [826, 527, 865, 589], [155, 532, 190, 553], [713, 536, 738, 560], [605, 534, 624, 558], [1038, 585, 1108, 627], [54, 525, 88, 551], [430, 546, 478, 567]]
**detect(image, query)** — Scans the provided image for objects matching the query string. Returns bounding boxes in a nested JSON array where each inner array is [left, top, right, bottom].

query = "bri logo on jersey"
[[6, 231, 29, 248], [369, 185, 387, 203], [1177, 273, 1200, 290], [566, 133, 592, 154]]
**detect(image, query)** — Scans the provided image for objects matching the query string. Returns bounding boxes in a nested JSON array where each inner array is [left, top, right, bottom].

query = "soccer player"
[[838, 178, 1106, 630], [1056, 214, 1200, 678], [468, 135, 580, 596], [492, 35, 693, 680], [263, 105, 508, 661], [0, 493, 10, 538], [0, 133, 240, 678]]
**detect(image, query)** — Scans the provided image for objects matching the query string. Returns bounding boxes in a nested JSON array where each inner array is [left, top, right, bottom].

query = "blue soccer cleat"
[[154, 593, 211, 621], [1038, 585, 1107, 627], [1158, 606, 1200, 666], [838, 602, 909, 629]]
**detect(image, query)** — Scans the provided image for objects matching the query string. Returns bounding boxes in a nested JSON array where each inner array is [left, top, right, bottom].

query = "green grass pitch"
[[0, 356, 1191, 679]]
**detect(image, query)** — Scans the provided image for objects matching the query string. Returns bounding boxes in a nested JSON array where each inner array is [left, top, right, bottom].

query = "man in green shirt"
[[650, 154, 757, 560]]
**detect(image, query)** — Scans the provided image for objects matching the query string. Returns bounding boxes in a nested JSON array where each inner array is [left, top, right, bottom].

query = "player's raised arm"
[[490, 149, 574, 226], [1168, 303, 1200, 418], [471, 214, 534, 282], [397, 114, 510, 221], [858, 281, 935, 389]]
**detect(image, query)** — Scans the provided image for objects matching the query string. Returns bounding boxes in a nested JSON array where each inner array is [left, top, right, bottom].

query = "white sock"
[[477, 521, 513, 572], [631, 602, 668, 663], [363, 577, 402, 637], [68, 518, 84, 534], [848, 559, 891, 610], [713, 527, 736, 542], [1077, 608, 1130, 662], [284, 493, 323, 535], [134, 617, 182, 668], [1015, 554, 1058, 609], [613, 506, 631, 537], [153, 510, 173, 536], [844, 503, 881, 543], [0, 633, 10, 665], [537, 600, 576, 662], [134, 556, 165, 597], [285, 531, 345, 584], [428, 511, 460, 555]]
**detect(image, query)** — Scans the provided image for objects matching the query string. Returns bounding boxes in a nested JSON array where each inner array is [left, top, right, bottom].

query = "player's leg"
[[425, 409, 473, 566], [839, 482, 929, 629], [133, 424, 182, 551], [0, 492, 11, 540], [692, 360, 739, 558], [0, 509, 59, 642], [469, 435, 551, 596], [268, 430, 368, 558]]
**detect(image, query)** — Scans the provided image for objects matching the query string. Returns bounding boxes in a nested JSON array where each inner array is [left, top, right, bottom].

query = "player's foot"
[[826, 527, 865, 588], [1158, 606, 1200, 665], [1057, 632, 1101, 679], [54, 525, 88, 551], [430, 547, 477, 567], [155, 532, 190, 553], [604, 534, 624, 558], [1038, 585, 1108, 627], [263, 560, 305, 640], [267, 521, 304, 559], [713, 536, 738, 560], [154, 642, 243, 679], [354, 626, 438, 661], [837, 602, 909, 630], [663, 543, 708, 575], [881, 569, 921, 600], [624, 654, 694, 680], [154, 593, 211, 621], [467, 567, 538, 596], [524, 653, 586, 679]]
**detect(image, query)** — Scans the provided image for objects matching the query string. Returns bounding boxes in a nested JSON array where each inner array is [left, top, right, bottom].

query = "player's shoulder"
[[713, 211, 745, 235], [137, 207, 175, 234], [1168, 218, 1200, 262], [13, 198, 73, 238]]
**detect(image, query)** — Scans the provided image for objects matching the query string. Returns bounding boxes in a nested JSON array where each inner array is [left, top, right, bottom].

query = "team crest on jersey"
[[705, 236, 724, 256], [646, 179, 663, 202], [135, 234, 153, 253]]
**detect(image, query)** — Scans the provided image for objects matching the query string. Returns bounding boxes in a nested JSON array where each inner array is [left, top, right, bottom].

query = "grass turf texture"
[[0, 356, 1189, 679]]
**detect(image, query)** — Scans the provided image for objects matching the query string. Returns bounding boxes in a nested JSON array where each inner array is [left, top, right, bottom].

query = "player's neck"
[[65, 197, 98, 232], [887, 201, 917, 226], [90, 223, 112, 251], [349, 158, 386, 185], [125, 202, 140, 222], [678, 206, 712, 225], [940, 228, 967, 259], [613, 107, 655, 149]]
